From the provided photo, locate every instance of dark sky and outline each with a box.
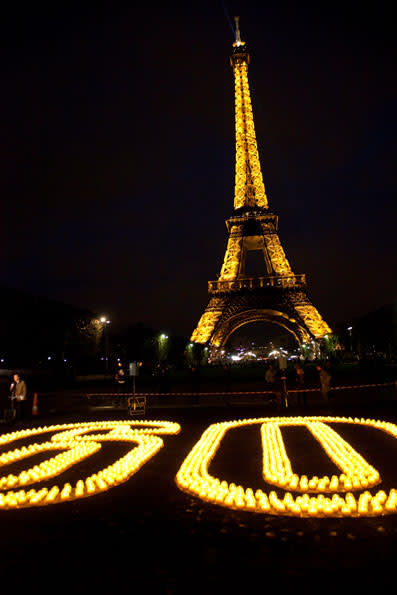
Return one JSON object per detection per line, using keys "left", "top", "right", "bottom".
{"left": 1, "top": 1, "right": 396, "bottom": 337}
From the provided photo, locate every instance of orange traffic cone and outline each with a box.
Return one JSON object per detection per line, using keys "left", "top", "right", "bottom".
{"left": 32, "top": 393, "right": 39, "bottom": 416}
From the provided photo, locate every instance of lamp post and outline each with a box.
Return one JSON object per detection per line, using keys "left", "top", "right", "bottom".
{"left": 347, "top": 326, "right": 353, "bottom": 355}
{"left": 185, "top": 343, "right": 194, "bottom": 367}
{"left": 100, "top": 317, "right": 111, "bottom": 370}
{"left": 157, "top": 334, "right": 169, "bottom": 365}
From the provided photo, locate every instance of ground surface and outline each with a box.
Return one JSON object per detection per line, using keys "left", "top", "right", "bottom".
{"left": 1, "top": 390, "right": 397, "bottom": 591}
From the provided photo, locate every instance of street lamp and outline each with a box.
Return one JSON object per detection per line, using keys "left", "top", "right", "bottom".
{"left": 347, "top": 326, "right": 353, "bottom": 354}
{"left": 157, "top": 334, "right": 169, "bottom": 364}
{"left": 100, "top": 316, "right": 111, "bottom": 370}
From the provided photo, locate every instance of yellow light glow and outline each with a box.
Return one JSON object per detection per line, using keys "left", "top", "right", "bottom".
{"left": 175, "top": 416, "right": 397, "bottom": 517}
{"left": 233, "top": 61, "right": 268, "bottom": 210}
{"left": 294, "top": 304, "right": 332, "bottom": 339}
{"left": 0, "top": 420, "right": 180, "bottom": 509}
{"left": 261, "top": 420, "right": 379, "bottom": 492}
{"left": 190, "top": 297, "right": 224, "bottom": 344}
{"left": 190, "top": 35, "right": 332, "bottom": 347}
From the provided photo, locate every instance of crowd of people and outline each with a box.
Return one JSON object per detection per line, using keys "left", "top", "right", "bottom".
{"left": 1, "top": 359, "right": 334, "bottom": 423}
{"left": 264, "top": 360, "right": 333, "bottom": 409}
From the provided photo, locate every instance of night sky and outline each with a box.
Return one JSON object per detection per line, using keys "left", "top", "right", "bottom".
{"left": 1, "top": 1, "right": 396, "bottom": 338}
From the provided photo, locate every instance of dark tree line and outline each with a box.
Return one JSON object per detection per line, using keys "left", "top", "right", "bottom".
{"left": 0, "top": 286, "right": 101, "bottom": 368}
{"left": 0, "top": 287, "right": 194, "bottom": 373}
{"left": 2, "top": 285, "right": 396, "bottom": 375}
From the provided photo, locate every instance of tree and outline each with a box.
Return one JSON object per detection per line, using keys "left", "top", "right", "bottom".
{"left": 323, "top": 334, "right": 340, "bottom": 356}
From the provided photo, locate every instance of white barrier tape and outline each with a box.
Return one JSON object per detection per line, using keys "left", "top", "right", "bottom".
{"left": 86, "top": 382, "right": 395, "bottom": 398}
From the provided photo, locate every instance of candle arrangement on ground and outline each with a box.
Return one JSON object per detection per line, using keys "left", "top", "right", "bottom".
{"left": 175, "top": 416, "right": 397, "bottom": 517}
{"left": 0, "top": 420, "right": 180, "bottom": 509}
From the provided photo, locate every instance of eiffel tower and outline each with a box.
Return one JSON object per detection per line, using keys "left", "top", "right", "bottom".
{"left": 191, "top": 17, "right": 331, "bottom": 354}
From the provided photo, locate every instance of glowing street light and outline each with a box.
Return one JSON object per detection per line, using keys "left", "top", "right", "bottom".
{"left": 157, "top": 334, "right": 169, "bottom": 364}
{"left": 347, "top": 326, "right": 353, "bottom": 353}
{"left": 100, "top": 316, "right": 111, "bottom": 370}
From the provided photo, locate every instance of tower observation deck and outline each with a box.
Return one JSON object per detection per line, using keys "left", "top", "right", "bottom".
{"left": 191, "top": 17, "right": 331, "bottom": 350}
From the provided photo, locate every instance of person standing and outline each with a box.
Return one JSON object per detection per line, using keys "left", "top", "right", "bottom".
{"left": 10, "top": 373, "right": 27, "bottom": 421}
{"left": 273, "top": 368, "right": 287, "bottom": 412}
{"left": 158, "top": 366, "right": 171, "bottom": 393}
{"left": 294, "top": 362, "right": 306, "bottom": 408}
{"left": 265, "top": 363, "right": 277, "bottom": 403}
{"left": 316, "top": 365, "right": 331, "bottom": 401}
{"left": 114, "top": 368, "right": 126, "bottom": 407}
{"left": 265, "top": 363, "right": 276, "bottom": 385}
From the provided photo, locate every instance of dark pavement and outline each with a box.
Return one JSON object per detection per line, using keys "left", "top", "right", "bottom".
{"left": 1, "top": 387, "right": 397, "bottom": 591}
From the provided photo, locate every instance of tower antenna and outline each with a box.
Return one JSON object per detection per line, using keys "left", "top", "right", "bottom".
{"left": 190, "top": 22, "right": 332, "bottom": 351}
{"left": 234, "top": 16, "right": 242, "bottom": 46}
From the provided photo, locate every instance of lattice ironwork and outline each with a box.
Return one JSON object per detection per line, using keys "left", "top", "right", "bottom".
{"left": 191, "top": 20, "right": 331, "bottom": 348}
{"left": 219, "top": 226, "right": 244, "bottom": 280}
{"left": 190, "top": 297, "right": 225, "bottom": 344}
{"left": 294, "top": 304, "right": 332, "bottom": 339}
{"left": 261, "top": 225, "right": 292, "bottom": 276}
{"left": 233, "top": 60, "right": 268, "bottom": 210}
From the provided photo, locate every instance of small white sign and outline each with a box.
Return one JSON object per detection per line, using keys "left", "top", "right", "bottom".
{"left": 278, "top": 356, "right": 287, "bottom": 370}
{"left": 129, "top": 362, "right": 138, "bottom": 376}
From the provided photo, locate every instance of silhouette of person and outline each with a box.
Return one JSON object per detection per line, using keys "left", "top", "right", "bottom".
{"left": 10, "top": 373, "right": 27, "bottom": 421}
{"left": 265, "top": 363, "right": 277, "bottom": 403}
{"left": 114, "top": 368, "right": 126, "bottom": 407}
{"left": 159, "top": 366, "right": 171, "bottom": 393}
{"left": 316, "top": 365, "right": 331, "bottom": 401}
{"left": 294, "top": 362, "right": 306, "bottom": 407}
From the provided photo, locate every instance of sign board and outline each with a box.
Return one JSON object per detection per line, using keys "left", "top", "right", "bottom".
{"left": 278, "top": 356, "right": 287, "bottom": 370}
{"left": 129, "top": 362, "right": 139, "bottom": 376}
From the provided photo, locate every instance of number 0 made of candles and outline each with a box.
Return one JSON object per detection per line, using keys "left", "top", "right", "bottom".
{"left": 175, "top": 416, "right": 397, "bottom": 517}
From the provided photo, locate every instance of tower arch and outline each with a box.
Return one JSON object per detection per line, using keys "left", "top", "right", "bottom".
{"left": 191, "top": 18, "right": 331, "bottom": 348}
{"left": 210, "top": 309, "right": 310, "bottom": 348}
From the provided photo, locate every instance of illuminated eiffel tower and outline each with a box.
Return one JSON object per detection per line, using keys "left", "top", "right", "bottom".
{"left": 191, "top": 17, "right": 331, "bottom": 353}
